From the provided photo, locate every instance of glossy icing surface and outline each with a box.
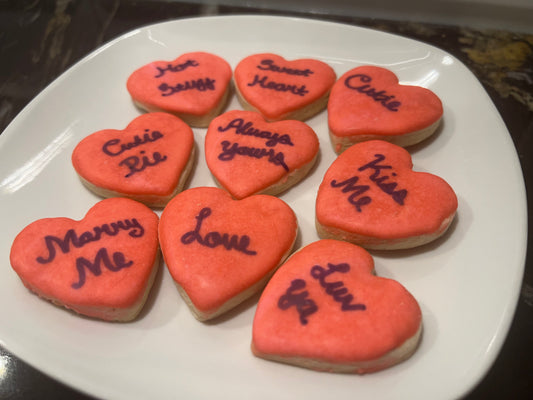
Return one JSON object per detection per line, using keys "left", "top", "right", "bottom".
{"left": 253, "top": 239, "right": 422, "bottom": 369}
{"left": 72, "top": 112, "right": 194, "bottom": 199}
{"left": 159, "top": 186, "right": 297, "bottom": 317}
{"left": 9, "top": 198, "right": 159, "bottom": 320}
{"left": 127, "top": 51, "right": 232, "bottom": 117}
{"left": 328, "top": 65, "right": 442, "bottom": 137}
{"left": 205, "top": 110, "right": 319, "bottom": 198}
{"left": 0, "top": 13, "right": 529, "bottom": 400}
{"left": 234, "top": 53, "right": 336, "bottom": 120}
{"left": 316, "top": 140, "right": 457, "bottom": 240}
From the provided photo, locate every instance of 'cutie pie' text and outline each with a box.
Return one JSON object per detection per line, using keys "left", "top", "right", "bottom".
{"left": 102, "top": 129, "right": 168, "bottom": 178}
{"left": 278, "top": 262, "right": 366, "bottom": 325}
{"left": 154, "top": 59, "right": 199, "bottom": 78}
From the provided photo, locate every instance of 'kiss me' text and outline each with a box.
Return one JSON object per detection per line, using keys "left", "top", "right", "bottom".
{"left": 330, "top": 153, "right": 408, "bottom": 212}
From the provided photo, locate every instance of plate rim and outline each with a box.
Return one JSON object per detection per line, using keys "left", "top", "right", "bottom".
{"left": 0, "top": 14, "right": 528, "bottom": 400}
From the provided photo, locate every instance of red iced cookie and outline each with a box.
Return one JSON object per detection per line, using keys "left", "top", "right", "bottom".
{"left": 234, "top": 53, "right": 336, "bottom": 121}
{"left": 126, "top": 52, "right": 232, "bottom": 127}
{"left": 72, "top": 112, "right": 195, "bottom": 208}
{"left": 328, "top": 65, "right": 443, "bottom": 153}
{"left": 316, "top": 140, "right": 457, "bottom": 249}
{"left": 252, "top": 239, "right": 422, "bottom": 374}
{"left": 10, "top": 198, "right": 160, "bottom": 322}
{"left": 159, "top": 187, "right": 298, "bottom": 321}
{"left": 205, "top": 110, "right": 319, "bottom": 199}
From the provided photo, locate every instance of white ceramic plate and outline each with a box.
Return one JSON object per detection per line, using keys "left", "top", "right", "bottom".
{"left": 0, "top": 15, "right": 527, "bottom": 400}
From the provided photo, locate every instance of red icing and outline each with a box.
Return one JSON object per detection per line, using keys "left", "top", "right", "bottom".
{"left": 252, "top": 239, "right": 422, "bottom": 370}
{"left": 126, "top": 52, "right": 231, "bottom": 119}
{"left": 234, "top": 53, "right": 336, "bottom": 120}
{"left": 9, "top": 198, "right": 159, "bottom": 321}
{"left": 72, "top": 112, "right": 194, "bottom": 202}
{"left": 328, "top": 65, "right": 443, "bottom": 137}
{"left": 159, "top": 187, "right": 297, "bottom": 319}
{"left": 205, "top": 110, "right": 319, "bottom": 199}
{"left": 316, "top": 140, "right": 457, "bottom": 242}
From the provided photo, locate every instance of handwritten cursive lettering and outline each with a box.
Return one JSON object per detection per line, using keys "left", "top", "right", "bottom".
{"left": 310, "top": 263, "right": 366, "bottom": 311}
{"left": 118, "top": 150, "right": 167, "bottom": 178}
{"left": 154, "top": 59, "right": 199, "bottom": 78}
{"left": 218, "top": 140, "right": 289, "bottom": 171}
{"left": 247, "top": 75, "right": 309, "bottom": 97}
{"left": 330, "top": 154, "right": 407, "bottom": 211}
{"left": 71, "top": 247, "right": 133, "bottom": 289}
{"left": 330, "top": 176, "right": 372, "bottom": 212}
{"left": 278, "top": 279, "right": 318, "bottom": 325}
{"left": 217, "top": 118, "right": 294, "bottom": 147}
{"left": 344, "top": 74, "right": 401, "bottom": 111}
{"left": 181, "top": 207, "right": 257, "bottom": 255}
{"left": 158, "top": 78, "right": 216, "bottom": 96}
{"left": 256, "top": 59, "right": 314, "bottom": 77}
{"left": 36, "top": 219, "right": 144, "bottom": 264}
{"left": 358, "top": 154, "right": 407, "bottom": 205}
{"left": 102, "top": 129, "right": 164, "bottom": 157}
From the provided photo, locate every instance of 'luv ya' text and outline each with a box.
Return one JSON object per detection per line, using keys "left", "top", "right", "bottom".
{"left": 246, "top": 58, "right": 314, "bottom": 97}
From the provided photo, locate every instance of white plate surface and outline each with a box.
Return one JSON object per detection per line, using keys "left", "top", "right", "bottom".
{"left": 0, "top": 15, "right": 527, "bottom": 400}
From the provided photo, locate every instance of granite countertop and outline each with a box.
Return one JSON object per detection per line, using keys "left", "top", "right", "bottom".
{"left": 1, "top": 1, "right": 531, "bottom": 399}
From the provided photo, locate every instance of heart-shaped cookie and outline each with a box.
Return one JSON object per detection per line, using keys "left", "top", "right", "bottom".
{"left": 234, "top": 53, "right": 336, "bottom": 121}
{"left": 159, "top": 186, "right": 298, "bottom": 321}
{"left": 252, "top": 239, "right": 422, "bottom": 374}
{"left": 316, "top": 140, "right": 457, "bottom": 250}
{"left": 328, "top": 65, "right": 443, "bottom": 153}
{"left": 72, "top": 112, "right": 195, "bottom": 208}
{"left": 205, "top": 110, "right": 319, "bottom": 199}
{"left": 126, "top": 52, "right": 232, "bottom": 127}
{"left": 10, "top": 198, "right": 160, "bottom": 321}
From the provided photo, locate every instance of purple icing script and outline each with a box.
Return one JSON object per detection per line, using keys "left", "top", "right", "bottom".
{"left": 247, "top": 75, "right": 309, "bottom": 97}
{"left": 217, "top": 118, "right": 294, "bottom": 147}
{"left": 154, "top": 59, "right": 199, "bottom": 78}
{"left": 277, "top": 262, "right": 366, "bottom": 325}
{"left": 344, "top": 73, "right": 401, "bottom": 111}
{"left": 256, "top": 59, "right": 314, "bottom": 77}
{"left": 181, "top": 207, "right": 257, "bottom": 255}
{"left": 102, "top": 129, "right": 168, "bottom": 178}
{"left": 330, "top": 153, "right": 407, "bottom": 212}
{"left": 36, "top": 218, "right": 144, "bottom": 289}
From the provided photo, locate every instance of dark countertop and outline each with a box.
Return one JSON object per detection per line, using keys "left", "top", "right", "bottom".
{"left": 1, "top": 1, "right": 532, "bottom": 399}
